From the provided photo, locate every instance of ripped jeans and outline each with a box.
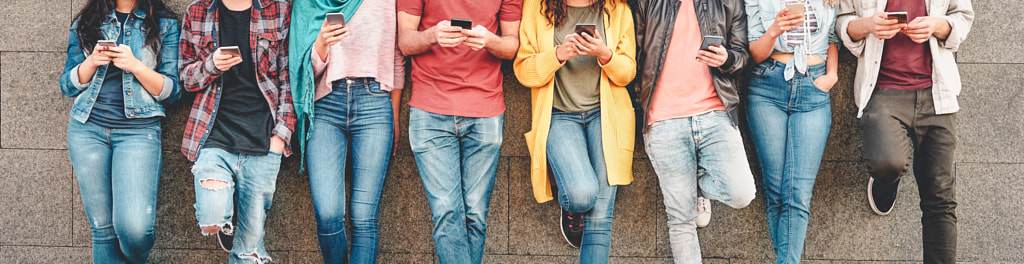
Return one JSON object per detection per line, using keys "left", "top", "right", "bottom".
{"left": 192, "top": 147, "right": 282, "bottom": 264}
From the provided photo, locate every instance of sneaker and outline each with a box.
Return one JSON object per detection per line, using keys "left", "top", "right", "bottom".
{"left": 217, "top": 222, "right": 235, "bottom": 252}
{"left": 559, "top": 207, "right": 584, "bottom": 248}
{"left": 868, "top": 177, "right": 900, "bottom": 215}
{"left": 696, "top": 197, "right": 712, "bottom": 228}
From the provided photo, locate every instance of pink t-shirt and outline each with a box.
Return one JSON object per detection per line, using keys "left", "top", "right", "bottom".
{"left": 397, "top": 0, "right": 523, "bottom": 117}
{"left": 311, "top": 0, "right": 404, "bottom": 100}
{"left": 649, "top": 1, "right": 724, "bottom": 125}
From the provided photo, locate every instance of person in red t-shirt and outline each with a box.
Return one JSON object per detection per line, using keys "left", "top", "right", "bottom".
{"left": 396, "top": 0, "right": 522, "bottom": 263}
{"left": 839, "top": 0, "right": 974, "bottom": 262}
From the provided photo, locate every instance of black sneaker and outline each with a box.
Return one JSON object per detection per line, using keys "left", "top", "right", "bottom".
{"left": 217, "top": 222, "right": 235, "bottom": 252}
{"left": 868, "top": 177, "right": 900, "bottom": 215}
{"left": 560, "top": 207, "right": 584, "bottom": 248}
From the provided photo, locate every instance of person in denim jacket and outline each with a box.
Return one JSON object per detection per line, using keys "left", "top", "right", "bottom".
{"left": 57, "top": 0, "right": 180, "bottom": 262}
{"left": 744, "top": 0, "right": 838, "bottom": 263}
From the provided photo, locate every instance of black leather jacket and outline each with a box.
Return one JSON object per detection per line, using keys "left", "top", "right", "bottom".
{"left": 630, "top": 0, "right": 750, "bottom": 128}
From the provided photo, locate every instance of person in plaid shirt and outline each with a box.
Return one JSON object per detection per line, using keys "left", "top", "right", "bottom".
{"left": 177, "top": 0, "right": 293, "bottom": 263}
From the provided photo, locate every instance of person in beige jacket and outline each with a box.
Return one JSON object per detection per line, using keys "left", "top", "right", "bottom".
{"left": 837, "top": 0, "right": 973, "bottom": 263}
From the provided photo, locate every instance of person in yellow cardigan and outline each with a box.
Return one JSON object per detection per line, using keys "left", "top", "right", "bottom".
{"left": 513, "top": 0, "right": 635, "bottom": 261}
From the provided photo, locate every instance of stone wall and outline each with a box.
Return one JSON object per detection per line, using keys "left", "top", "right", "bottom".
{"left": 1, "top": 0, "right": 1022, "bottom": 263}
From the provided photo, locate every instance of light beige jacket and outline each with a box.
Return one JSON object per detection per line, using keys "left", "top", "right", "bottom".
{"left": 836, "top": 0, "right": 974, "bottom": 117}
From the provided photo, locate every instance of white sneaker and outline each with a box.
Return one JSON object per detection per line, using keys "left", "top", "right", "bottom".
{"left": 696, "top": 197, "right": 712, "bottom": 228}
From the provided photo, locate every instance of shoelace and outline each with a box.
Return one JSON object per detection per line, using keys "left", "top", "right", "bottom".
{"left": 567, "top": 213, "right": 584, "bottom": 232}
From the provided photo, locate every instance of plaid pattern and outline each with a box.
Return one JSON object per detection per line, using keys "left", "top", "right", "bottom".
{"left": 178, "top": 0, "right": 294, "bottom": 161}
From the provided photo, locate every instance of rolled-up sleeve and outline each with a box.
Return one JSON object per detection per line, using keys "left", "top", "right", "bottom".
{"left": 836, "top": 0, "right": 865, "bottom": 57}
{"left": 745, "top": 0, "right": 766, "bottom": 42}
{"left": 936, "top": 0, "right": 974, "bottom": 51}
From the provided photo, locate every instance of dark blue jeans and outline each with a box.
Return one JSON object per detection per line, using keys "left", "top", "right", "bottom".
{"left": 746, "top": 59, "right": 831, "bottom": 264}
{"left": 306, "top": 78, "right": 394, "bottom": 264}
{"left": 408, "top": 107, "right": 503, "bottom": 264}
{"left": 67, "top": 120, "right": 161, "bottom": 264}
{"left": 547, "top": 108, "right": 617, "bottom": 264}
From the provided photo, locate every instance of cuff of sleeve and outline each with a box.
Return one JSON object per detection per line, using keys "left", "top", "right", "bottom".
{"left": 939, "top": 16, "right": 961, "bottom": 51}
{"left": 311, "top": 47, "right": 329, "bottom": 74}
{"left": 273, "top": 124, "right": 292, "bottom": 147}
{"left": 719, "top": 51, "right": 738, "bottom": 73}
{"left": 154, "top": 76, "right": 175, "bottom": 101}
{"left": 203, "top": 56, "right": 223, "bottom": 76}
{"left": 838, "top": 18, "right": 866, "bottom": 56}
{"left": 70, "top": 65, "right": 92, "bottom": 90}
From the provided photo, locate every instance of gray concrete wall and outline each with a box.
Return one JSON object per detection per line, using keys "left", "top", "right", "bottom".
{"left": 1, "top": 0, "right": 1021, "bottom": 263}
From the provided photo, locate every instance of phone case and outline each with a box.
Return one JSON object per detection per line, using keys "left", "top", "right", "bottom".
{"left": 451, "top": 18, "right": 472, "bottom": 29}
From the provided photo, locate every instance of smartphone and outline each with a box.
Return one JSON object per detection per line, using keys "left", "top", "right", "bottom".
{"left": 573, "top": 23, "right": 597, "bottom": 38}
{"left": 785, "top": 3, "right": 805, "bottom": 15}
{"left": 218, "top": 46, "right": 241, "bottom": 57}
{"left": 886, "top": 11, "right": 909, "bottom": 24}
{"left": 325, "top": 12, "right": 345, "bottom": 27}
{"left": 700, "top": 36, "right": 724, "bottom": 51}
{"left": 97, "top": 40, "right": 117, "bottom": 48}
{"left": 450, "top": 18, "right": 472, "bottom": 29}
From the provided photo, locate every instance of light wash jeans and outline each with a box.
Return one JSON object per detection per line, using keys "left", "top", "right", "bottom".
{"left": 192, "top": 147, "right": 282, "bottom": 264}
{"left": 644, "top": 111, "right": 757, "bottom": 264}
{"left": 746, "top": 59, "right": 831, "bottom": 264}
{"left": 305, "top": 78, "right": 394, "bottom": 264}
{"left": 67, "top": 120, "right": 161, "bottom": 264}
{"left": 547, "top": 108, "right": 617, "bottom": 264}
{"left": 408, "top": 107, "right": 503, "bottom": 264}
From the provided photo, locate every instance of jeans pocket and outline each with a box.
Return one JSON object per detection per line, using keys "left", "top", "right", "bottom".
{"left": 365, "top": 82, "right": 389, "bottom": 97}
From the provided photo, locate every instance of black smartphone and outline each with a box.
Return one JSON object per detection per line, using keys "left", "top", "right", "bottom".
{"left": 573, "top": 23, "right": 597, "bottom": 38}
{"left": 700, "top": 36, "right": 724, "bottom": 51}
{"left": 886, "top": 11, "right": 909, "bottom": 24}
{"left": 218, "top": 46, "right": 241, "bottom": 57}
{"left": 325, "top": 12, "right": 345, "bottom": 27}
{"left": 97, "top": 40, "right": 117, "bottom": 48}
{"left": 450, "top": 18, "right": 472, "bottom": 29}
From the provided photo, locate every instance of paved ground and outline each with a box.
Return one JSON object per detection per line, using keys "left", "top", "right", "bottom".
{"left": 2, "top": 0, "right": 1023, "bottom": 263}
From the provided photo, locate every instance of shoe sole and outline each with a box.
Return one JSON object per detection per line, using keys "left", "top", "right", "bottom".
{"left": 867, "top": 178, "right": 896, "bottom": 216}
{"left": 559, "top": 209, "right": 580, "bottom": 249}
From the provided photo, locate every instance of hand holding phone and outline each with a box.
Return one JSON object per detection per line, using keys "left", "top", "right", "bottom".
{"left": 697, "top": 36, "right": 728, "bottom": 67}
{"left": 213, "top": 46, "right": 243, "bottom": 71}
{"left": 85, "top": 41, "right": 115, "bottom": 68}
{"left": 700, "top": 36, "right": 724, "bottom": 51}
{"left": 434, "top": 20, "right": 468, "bottom": 48}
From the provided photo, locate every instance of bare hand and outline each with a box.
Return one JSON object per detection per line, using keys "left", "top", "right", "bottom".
{"left": 212, "top": 49, "right": 243, "bottom": 72}
{"left": 697, "top": 44, "right": 729, "bottom": 67}
{"left": 85, "top": 45, "right": 114, "bottom": 68}
{"left": 556, "top": 34, "right": 581, "bottom": 62}
{"left": 314, "top": 20, "right": 349, "bottom": 54}
{"left": 106, "top": 44, "right": 144, "bottom": 73}
{"left": 904, "top": 17, "right": 936, "bottom": 43}
{"left": 269, "top": 136, "right": 285, "bottom": 154}
{"left": 432, "top": 20, "right": 468, "bottom": 48}
{"left": 868, "top": 12, "right": 905, "bottom": 40}
{"left": 813, "top": 73, "right": 838, "bottom": 92}
{"left": 769, "top": 9, "right": 805, "bottom": 37}
{"left": 574, "top": 32, "right": 612, "bottom": 63}
{"left": 463, "top": 25, "right": 493, "bottom": 51}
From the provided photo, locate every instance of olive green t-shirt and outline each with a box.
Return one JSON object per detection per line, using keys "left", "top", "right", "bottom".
{"left": 552, "top": 5, "right": 606, "bottom": 113}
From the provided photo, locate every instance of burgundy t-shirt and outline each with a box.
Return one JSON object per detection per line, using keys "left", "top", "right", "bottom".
{"left": 397, "top": 0, "right": 523, "bottom": 117}
{"left": 877, "top": 0, "right": 933, "bottom": 90}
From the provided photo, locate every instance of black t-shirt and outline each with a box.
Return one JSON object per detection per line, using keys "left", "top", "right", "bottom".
{"left": 204, "top": 3, "right": 274, "bottom": 155}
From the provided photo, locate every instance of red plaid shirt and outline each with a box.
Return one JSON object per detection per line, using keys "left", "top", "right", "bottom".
{"left": 178, "top": 0, "right": 294, "bottom": 161}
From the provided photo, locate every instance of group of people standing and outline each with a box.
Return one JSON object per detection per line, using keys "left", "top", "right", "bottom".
{"left": 56, "top": 0, "right": 973, "bottom": 263}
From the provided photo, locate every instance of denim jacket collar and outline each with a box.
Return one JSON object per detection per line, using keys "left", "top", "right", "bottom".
{"left": 102, "top": 8, "right": 148, "bottom": 24}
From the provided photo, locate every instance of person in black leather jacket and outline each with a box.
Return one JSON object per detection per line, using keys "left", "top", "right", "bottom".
{"left": 629, "top": 0, "right": 756, "bottom": 263}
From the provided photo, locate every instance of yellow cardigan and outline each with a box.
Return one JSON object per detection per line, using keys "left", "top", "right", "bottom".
{"left": 513, "top": 0, "right": 637, "bottom": 203}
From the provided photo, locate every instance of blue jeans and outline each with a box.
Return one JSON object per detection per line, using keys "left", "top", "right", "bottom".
{"left": 306, "top": 78, "right": 394, "bottom": 264}
{"left": 67, "top": 120, "right": 161, "bottom": 264}
{"left": 644, "top": 111, "right": 757, "bottom": 264}
{"left": 192, "top": 148, "right": 282, "bottom": 264}
{"left": 746, "top": 59, "right": 831, "bottom": 264}
{"left": 408, "top": 107, "right": 503, "bottom": 264}
{"left": 547, "top": 108, "right": 617, "bottom": 264}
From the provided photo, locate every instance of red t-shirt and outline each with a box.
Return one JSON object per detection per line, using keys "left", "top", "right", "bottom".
{"left": 398, "top": 0, "right": 523, "bottom": 117}
{"left": 877, "top": 0, "right": 933, "bottom": 90}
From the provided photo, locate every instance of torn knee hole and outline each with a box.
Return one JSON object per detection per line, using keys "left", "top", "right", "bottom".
{"left": 200, "top": 179, "right": 229, "bottom": 190}
{"left": 200, "top": 225, "right": 221, "bottom": 235}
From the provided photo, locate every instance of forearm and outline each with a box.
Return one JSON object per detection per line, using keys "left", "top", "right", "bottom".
{"left": 398, "top": 28, "right": 435, "bottom": 56}
{"left": 77, "top": 63, "right": 98, "bottom": 84}
{"left": 825, "top": 44, "right": 839, "bottom": 76}
{"left": 133, "top": 66, "right": 166, "bottom": 96}
{"left": 485, "top": 34, "right": 519, "bottom": 60}
{"left": 846, "top": 16, "right": 873, "bottom": 41}
{"left": 749, "top": 31, "right": 779, "bottom": 64}
{"left": 390, "top": 89, "right": 401, "bottom": 134}
{"left": 931, "top": 17, "right": 952, "bottom": 40}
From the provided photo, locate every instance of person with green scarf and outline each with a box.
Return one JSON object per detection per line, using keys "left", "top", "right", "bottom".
{"left": 289, "top": 0, "right": 404, "bottom": 263}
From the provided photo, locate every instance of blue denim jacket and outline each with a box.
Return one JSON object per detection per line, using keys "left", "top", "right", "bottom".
{"left": 59, "top": 9, "right": 181, "bottom": 124}
{"left": 746, "top": 0, "right": 838, "bottom": 80}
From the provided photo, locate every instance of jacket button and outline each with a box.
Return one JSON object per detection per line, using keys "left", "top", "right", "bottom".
{"left": 126, "top": 90, "right": 133, "bottom": 95}
{"left": 129, "top": 112, "right": 135, "bottom": 117}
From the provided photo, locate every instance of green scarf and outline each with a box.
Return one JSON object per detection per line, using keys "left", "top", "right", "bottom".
{"left": 288, "top": 0, "right": 363, "bottom": 170}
